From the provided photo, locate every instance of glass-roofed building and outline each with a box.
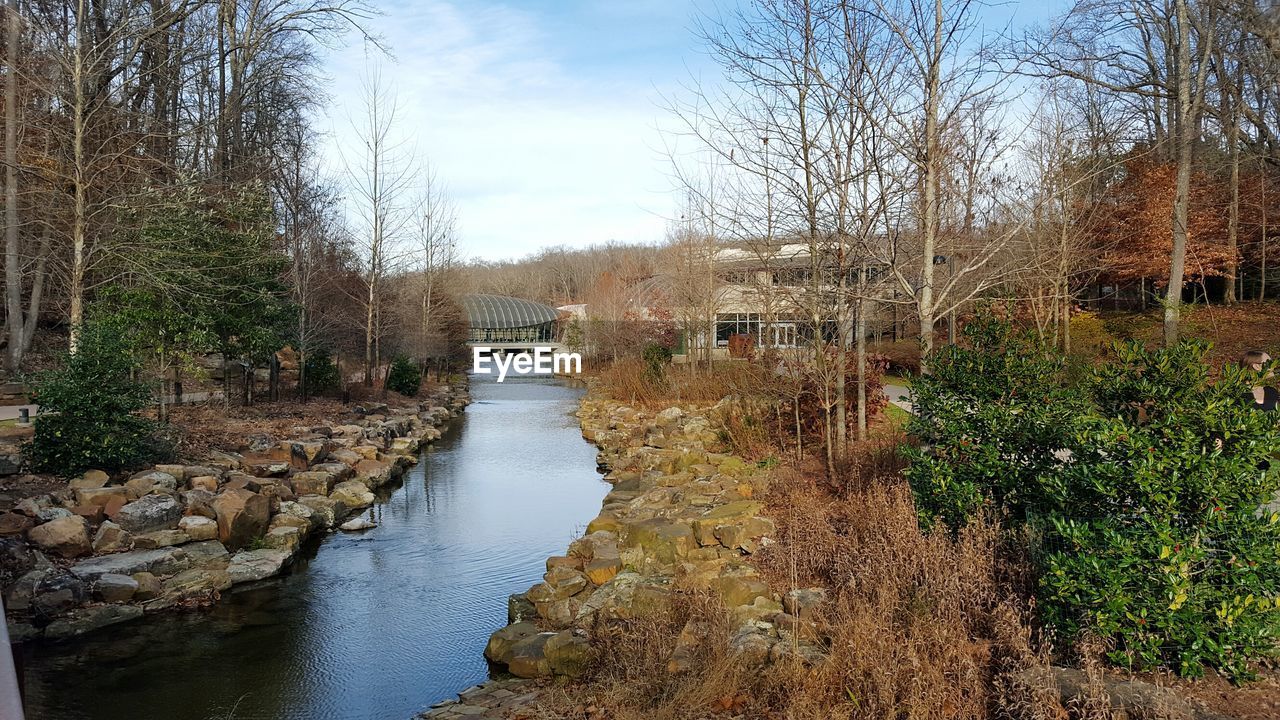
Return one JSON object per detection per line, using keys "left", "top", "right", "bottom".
{"left": 461, "top": 294, "right": 560, "bottom": 346}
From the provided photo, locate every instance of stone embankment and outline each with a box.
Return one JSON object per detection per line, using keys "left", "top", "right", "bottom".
{"left": 1, "top": 384, "right": 468, "bottom": 641}
{"left": 476, "top": 395, "right": 825, "bottom": 686}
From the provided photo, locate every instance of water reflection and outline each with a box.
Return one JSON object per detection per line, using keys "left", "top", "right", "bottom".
{"left": 21, "top": 375, "right": 605, "bottom": 720}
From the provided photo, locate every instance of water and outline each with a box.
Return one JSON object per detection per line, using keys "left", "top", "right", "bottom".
{"left": 19, "top": 376, "right": 606, "bottom": 720}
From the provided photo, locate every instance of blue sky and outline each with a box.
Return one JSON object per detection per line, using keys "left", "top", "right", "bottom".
{"left": 317, "top": 1, "right": 1064, "bottom": 262}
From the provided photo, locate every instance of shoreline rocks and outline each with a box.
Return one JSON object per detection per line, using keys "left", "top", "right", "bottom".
{"left": 3, "top": 383, "right": 469, "bottom": 642}
{"left": 481, "top": 394, "right": 817, "bottom": 682}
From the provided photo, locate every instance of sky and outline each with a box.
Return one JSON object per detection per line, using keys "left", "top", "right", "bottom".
{"left": 316, "top": 0, "right": 1063, "bottom": 263}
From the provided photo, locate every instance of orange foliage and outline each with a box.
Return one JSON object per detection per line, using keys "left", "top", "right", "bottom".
{"left": 1094, "top": 155, "right": 1231, "bottom": 284}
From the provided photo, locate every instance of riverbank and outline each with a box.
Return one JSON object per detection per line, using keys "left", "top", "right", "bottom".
{"left": 2, "top": 381, "right": 469, "bottom": 643}
{"left": 424, "top": 391, "right": 811, "bottom": 717}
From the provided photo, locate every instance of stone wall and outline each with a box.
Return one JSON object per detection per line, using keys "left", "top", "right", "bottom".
{"left": 481, "top": 395, "right": 826, "bottom": 682}
{"left": 1, "top": 384, "right": 469, "bottom": 642}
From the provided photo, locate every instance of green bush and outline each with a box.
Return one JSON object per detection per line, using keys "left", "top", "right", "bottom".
{"left": 641, "top": 342, "right": 672, "bottom": 384}
{"left": 27, "top": 320, "right": 168, "bottom": 475}
{"left": 303, "top": 348, "right": 341, "bottom": 396}
{"left": 386, "top": 355, "right": 421, "bottom": 397}
{"left": 1040, "top": 341, "right": 1280, "bottom": 679}
{"left": 904, "top": 310, "right": 1083, "bottom": 529}
{"left": 907, "top": 309, "right": 1280, "bottom": 679}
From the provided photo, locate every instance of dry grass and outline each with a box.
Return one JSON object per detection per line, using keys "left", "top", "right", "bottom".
{"left": 537, "top": 450, "right": 1046, "bottom": 720}
{"left": 155, "top": 383, "right": 442, "bottom": 461}
{"left": 752, "top": 467, "right": 1034, "bottom": 719}
{"left": 595, "top": 358, "right": 768, "bottom": 409}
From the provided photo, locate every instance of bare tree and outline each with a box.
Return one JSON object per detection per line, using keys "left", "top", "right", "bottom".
{"left": 342, "top": 64, "right": 414, "bottom": 386}
{"left": 1021, "top": 0, "right": 1218, "bottom": 345}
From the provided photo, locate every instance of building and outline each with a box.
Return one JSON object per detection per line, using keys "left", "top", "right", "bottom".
{"left": 689, "top": 243, "right": 891, "bottom": 359}
{"left": 461, "top": 294, "right": 561, "bottom": 353}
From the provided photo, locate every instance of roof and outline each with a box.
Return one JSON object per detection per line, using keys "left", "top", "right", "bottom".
{"left": 461, "top": 294, "right": 560, "bottom": 329}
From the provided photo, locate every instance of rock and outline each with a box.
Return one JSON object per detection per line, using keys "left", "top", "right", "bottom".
{"left": 623, "top": 519, "right": 696, "bottom": 564}
{"left": 132, "top": 529, "right": 190, "bottom": 549}
{"left": 205, "top": 449, "right": 244, "bottom": 470}
{"left": 544, "top": 565, "right": 589, "bottom": 597}
{"left": 1021, "top": 666, "right": 1209, "bottom": 720}
{"left": 28, "top": 516, "right": 91, "bottom": 558}
{"left": 178, "top": 515, "right": 218, "bottom": 541}
{"left": 584, "top": 557, "right": 621, "bottom": 586}
{"left": 338, "top": 517, "right": 376, "bottom": 531}
{"left": 36, "top": 507, "right": 73, "bottom": 523}
{"left": 111, "top": 494, "right": 183, "bottom": 533}
{"left": 353, "top": 458, "right": 393, "bottom": 487}
{"left": 484, "top": 621, "right": 538, "bottom": 665}
{"left": 296, "top": 495, "right": 344, "bottom": 528}
{"left": 156, "top": 561, "right": 233, "bottom": 605}
{"left": 782, "top": 587, "right": 828, "bottom": 619}
{"left": 71, "top": 547, "right": 191, "bottom": 581}
{"left": 263, "top": 526, "right": 302, "bottom": 554}
{"left": 310, "top": 462, "right": 354, "bottom": 482}
{"left": 31, "top": 569, "right": 87, "bottom": 616}
{"left": 244, "top": 460, "right": 290, "bottom": 478}
{"left": 92, "top": 521, "right": 133, "bottom": 554}
{"left": 506, "top": 632, "right": 556, "bottom": 678}
{"left": 329, "top": 480, "right": 374, "bottom": 509}
{"left": 508, "top": 593, "right": 537, "bottom": 623}
{"left": 73, "top": 485, "right": 127, "bottom": 508}
{"left": 538, "top": 596, "right": 584, "bottom": 628}
{"left": 189, "top": 476, "right": 219, "bottom": 492}
{"left": 330, "top": 448, "right": 363, "bottom": 467}
{"left": 182, "top": 540, "right": 230, "bottom": 565}
{"left": 289, "top": 471, "right": 334, "bottom": 497}
{"left": 0, "top": 445, "right": 21, "bottom": 475}
{"left": 712, "top": 569, "right": 771, "bottom": 608}
{"left": 389, "top": 437, "right": 418, "bottom": 454}
{"left": 181, "top": 489, "right": 218, "bottom": 519}
{"left": 269, "top": 513, "right": 310, "bottom": 534}
{"left": 288, "top": 440, "right": 329, "bottom": 465}
{"left": 5, "top": 568, "right": 45, "bottom": 611}
{"left": 44, "top": 604, "right": 143, "bottom": 639}
{"left": 545, "top": 556, "right": 583, "bottom": 572}
{"left": 278, "top": 501, "right": 319, "bottom": 531}
{"left": 0, "top": 512, "right": 34, "bottom": 536}
{"left": 13, "top": 497, "right": 43, "bottom": 517}
{"left": 69, "top": 474, "right": 108, "bottom": 490}
{"left": 733, "top": 595, "right": 783, "bottom": 624}
{"left": 123, "top": 470, "right": 178, "bottom": 500}
{"left": 544, "top": 629, "right": 590, "bottom": 677}
{"left": 154, "top": 464, "right": 187, "bottom": 479}
{"left": 94, "top": 573, "right": 139, "bottom": 602}
{"left": 244, "top": 433, "right": 275, "bottom": 453}
{"left": 181, "top": 466, "right": 223, "bottom": 482}
{"left": 655, "top": 406, "right": 684, "bottom": 426}
{"left": 211, "top": 488, "right": 270, "bottom": 550}
{"left": 586, "top": 514, "right": 623, "bottom": 535}
{"left": 70, "top": 505, "right": 105, "bottom": 524}
{"left": 0, "top": 537, "right": 35, "bottom": 581}
{"left": 668, "top": 620, "right": 712, "bottom": 674}
{"left": 227, "top": 548, "right": 290, "bottom": 584}
{"left": 131, "top": 572, "right": 161, "bottom": 601}
{"left": 576, "top": 572, "right": 670, "bottom": 623}
{"left": 223, "top": 474, "right": 264, "bottom": 492}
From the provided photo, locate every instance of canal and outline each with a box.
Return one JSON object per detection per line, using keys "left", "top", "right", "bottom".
{"left": 20, "top": 375, "right": 606, "bottom": 720}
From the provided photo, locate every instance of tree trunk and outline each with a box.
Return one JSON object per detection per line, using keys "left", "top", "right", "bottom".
{"left": 4, "top": 0, "right": 20, "bottom": 372}
{"left": 917, "top": 1, "right": 941, "bottom": 373}
{"left": 1163, "top": 0, "right": 1194, "bottom": 347}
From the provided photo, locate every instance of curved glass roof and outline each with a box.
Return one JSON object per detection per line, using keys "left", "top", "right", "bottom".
{"left": 461, "top": 294, "right": 559, "bottom": 329}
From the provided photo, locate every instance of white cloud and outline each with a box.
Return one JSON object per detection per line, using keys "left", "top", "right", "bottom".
{"left": 317, "top": 0, "right": 682, "bottom": 261}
